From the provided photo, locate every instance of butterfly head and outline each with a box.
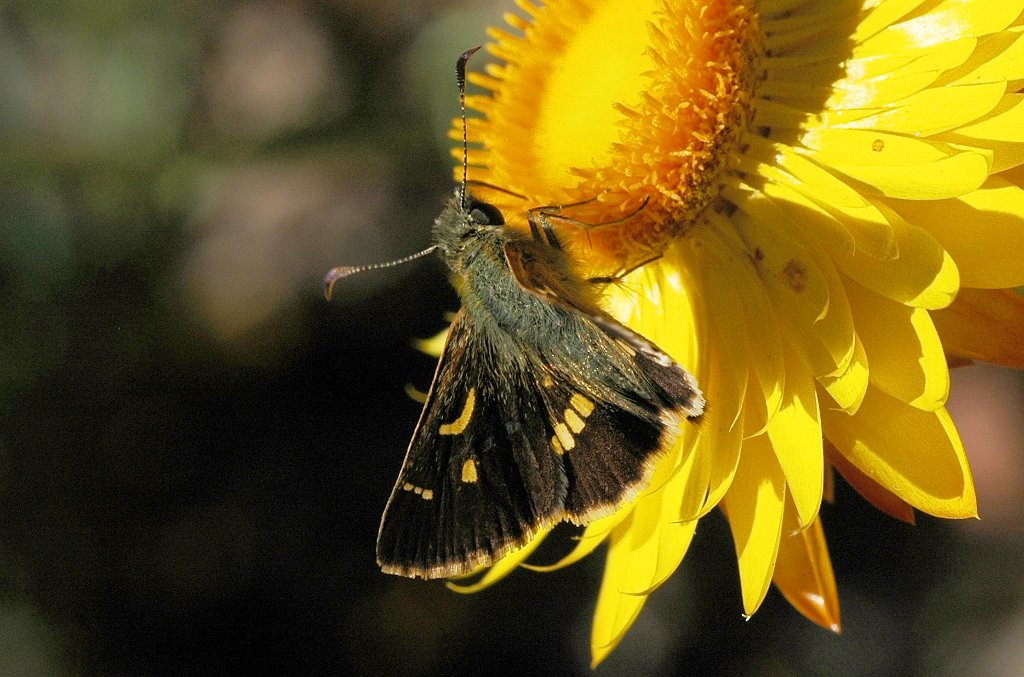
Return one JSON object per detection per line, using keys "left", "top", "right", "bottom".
{"left": 431, "top": 189, "right": 507, "bottom": 258}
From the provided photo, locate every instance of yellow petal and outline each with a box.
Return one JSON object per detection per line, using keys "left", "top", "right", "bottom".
{"left": 755, "top": 97, "right": 869, "bottom": 135}
{"left": 947, "top": 26, "right": 1024, "bottom": 86}
{"left": 827, "top": 443, "right": 917, "bottom": 524}
{"left": 818, "top": 333, "right": 869, "bottom": 414}
{"left": 766, "top": 342, "right": 823, "bottom": 528}
{"left": 724, "top": 430, "right": 786, "bottom": 617}
{"left": 523, "top": 511, "right": 630, "bottom": 573}
{"left": 611, "top": 252, "right": 700, "bottom": 371}
{"left": 589, "top": 426, "right": 708, "bottom": 667}
{"left": 696, "top": 243, "right": 748, "bottom": 434}
{"left": 843, "top": 80, "right": 1007, "bottom": 136}
{"left": 846, "top": 280, "right": 950, "bottom": 410}
{"left": 761, "top": 0, "right": 823, "bottom": 18}
{"left": 822, "top": 386, "right": 977, "bottom": 519}
{"left": 677, "top": 236, "right": 747, "bottom": 519}
{"left": 824, "top": 206, "right": 960, "bottom": 310}
{"left": 446, "top": 527, "right": 553, "bottom": 594}
{"left": 764, "top": 56, "right": 851, "bottom": 93}
{"left": 827, "top": 147, "right": 991, "bottom": 201}
{"left": 884, "top": 176, "right": 1024, "bottom": 289}
{"left": 824, "top": 61, "right": 949, "bottom": 110}
{"left": 414, "top": 324, "right": 450, "bottom": 356}
{"left": 746, "top": 138, "right": 874, "bottom": 211}
{"left": 704, "top": 221, "right": 785, "bottom": 423}
{"left": 590, "top": 513, "right": 645, "bottom": 666}
{"left": 688, "top": 416, "right": 743, "bottom": 521}
{"left": 773, "top": 507, "right": 841, "bottom": 633}
{"left": 759, "top": 181, "right": 855, "bottom": 256}
{"left": 803, "top": 128, "right": 968, "bottom": 167}
{"left": 618, "top": 447, "right": 702, "bottom": 597}
{"left": 759, "top": 78, "right": 836, "bottom": 110}
{"left": 932, "top": 287, "right": 1024, "bottom": 368}
{"left": 938, "top": 94, "right": 1024, "bottom": 173}
{"left": 762, "top": 7, "right": 852, "bottom": 56}
{"left": 742, "top": 142, "right": 899, "bottom": 260}
{"left": 688, "top": 362, "right": 745, "bottom": 519}
{"left": 726, "top": 187, "right": 856, "bottom": 378}
{"left": 856, "top": 1, "right": 1024, "bottom": 54}
{"left": 852, "top": 0, "right": 932, "bottom": 44}
{"left": 590, "top": 452, "right": 699, "bottom": 666}
{"left": 832, "top": 38, "right": 978, "bottom": 106}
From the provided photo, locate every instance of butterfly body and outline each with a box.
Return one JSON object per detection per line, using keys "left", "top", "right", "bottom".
{"left": 375, "top": 190, "right": 705, "bottom": 579}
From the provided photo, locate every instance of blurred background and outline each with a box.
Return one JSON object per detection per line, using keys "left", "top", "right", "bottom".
{"left": 1, "top": 1, "right": 1023, "bottom": 675}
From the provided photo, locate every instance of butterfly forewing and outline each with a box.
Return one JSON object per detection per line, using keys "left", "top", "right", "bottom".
{"left": 376, "top": 310, "right": 567, "bottom": 579}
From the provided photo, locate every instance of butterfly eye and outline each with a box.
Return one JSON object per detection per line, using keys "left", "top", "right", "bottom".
{"left": 469, "top": 201, "right": 505, "bottom": 226}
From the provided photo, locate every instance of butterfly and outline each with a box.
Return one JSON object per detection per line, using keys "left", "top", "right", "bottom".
{"left": 326, "top": 48, "right": 704, "bottom": 579}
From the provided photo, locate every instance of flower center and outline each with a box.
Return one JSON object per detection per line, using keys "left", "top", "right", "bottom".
{"left": 580, "top": 1, "right": 764, "bottom": 267}
{"left": 471, "top": 0, "right": 765, "bottom": 271}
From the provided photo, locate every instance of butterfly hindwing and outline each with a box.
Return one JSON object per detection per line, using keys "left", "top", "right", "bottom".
{"left": 535, "top": 376, "right": 668, "bottom": 524}
{"left": 376, "top": 310, "right": 567, "bottom": 579}
{"left": 503, "top": 237, "right": 706, "bottom": 521}
{"left": 503, "top": 237, "right": 704, "bottom": 419}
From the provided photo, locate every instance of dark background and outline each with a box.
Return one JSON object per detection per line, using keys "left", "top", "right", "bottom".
{"left": 1, "top": 1, "right": 1023, "bottom": 675}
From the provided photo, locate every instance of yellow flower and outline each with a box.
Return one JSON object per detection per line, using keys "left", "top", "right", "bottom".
{"left": 445, "top": 0, "right": 1024, "bottom": 667}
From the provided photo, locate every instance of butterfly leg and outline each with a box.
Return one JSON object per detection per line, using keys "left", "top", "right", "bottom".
{"left": 526, "top": 197, "right": 658, "bottom": 282}
{"left": 526, "top": 197, "right": 602, "bottom": 248}
{"left": 527, "top": 208, "right": 563, "bottom": 249}
{"left": 587, "top": 251, "right": 663, "bottom": 284}
{"left": 528, "top": 194, "right": 654, "bottom": 248}
{"left": 534, "top": 195, "right": 651, "bottom": 231}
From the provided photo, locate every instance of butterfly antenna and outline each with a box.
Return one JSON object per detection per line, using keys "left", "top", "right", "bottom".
{"left": 456, "top": 46, "right": 480, "bottom": 210}
{"left": 323, "top": 245, "right": 438, "bottom": 301}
